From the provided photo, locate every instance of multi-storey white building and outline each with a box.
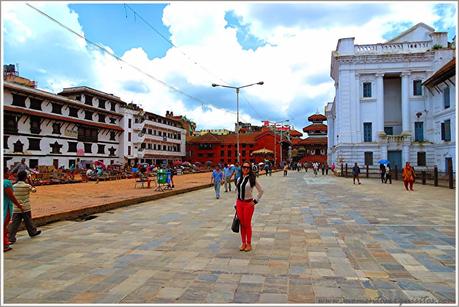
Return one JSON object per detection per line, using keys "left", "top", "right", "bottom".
{"left": 4, "top": 81, "right": 125, "bottom": 169}
{"left": 3, "top": 68, "right": 187, "bottom": 169}
{"left": 130, "top": 110, "right": 186, "bottom": 166}
{"left": 423, "top": 58, "right": 456, "bottom": 172}
{"left": 327, "top": 23, "right": 455, "bottom": 172}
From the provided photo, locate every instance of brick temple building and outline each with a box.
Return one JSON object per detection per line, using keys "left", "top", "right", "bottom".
{"left": 186, "top": 126, "right": 290, "bottom": 166}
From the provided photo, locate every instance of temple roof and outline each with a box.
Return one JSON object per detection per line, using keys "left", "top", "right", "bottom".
{"left": 303, "top": 123, "right": 327, "bottom": 132}
{"left": 307, "top": 114, "right": 327, "bottom": 122}
{"left": 299, "top": 137, "right": 327, "bottom": 145}
{"left": 289, "top": 130, "right": 303, "bottom": 137}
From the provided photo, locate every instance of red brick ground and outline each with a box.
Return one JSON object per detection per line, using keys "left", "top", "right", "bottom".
{"left": 29, "top": 172, "right": 213, "bottom": 220}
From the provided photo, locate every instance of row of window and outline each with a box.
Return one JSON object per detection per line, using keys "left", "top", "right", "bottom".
{"left": 198, "top": 144, "right": 255, "bottom": 150}
{"left": 4, "top": 114, "right": 118, "bottom": 142}
{"left": 11, "top": 94, "right": 119, "bottom": 124}
{"left": 362, "top": 80, "right": 423, "bottom": 98}
{"left": 141, "top": 128, "right": 181, "bottom": 140}
{"left": 75, "top": 95, "right": 117, "bottom": 112}
{"left": 140, "top": 143, "right": 181, "bottom": 152}
{"left": 363, "top": 152, "right": 426, "bottom": 166}
{"left": 135, "top": 116, "right": 179, "bottom": 128}
{"left": 362, "top": 121, "right": 451, "bottom": 142}
{"left": 5, "top": 138, "right": 116, "bottom": 155}
{"left": 197, "top": 150, "right": 256, "bottom": 158}
{"left": 362, "top": 81, "right": 451, "bottom": 111}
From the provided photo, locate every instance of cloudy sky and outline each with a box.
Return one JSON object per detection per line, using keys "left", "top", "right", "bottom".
{"left": 3, "top": 1, "right": 457, "bottom": 133}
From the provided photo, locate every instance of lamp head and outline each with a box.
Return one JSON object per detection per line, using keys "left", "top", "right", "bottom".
{"left": 258, "top": 81, "right": 264, "bottom": 85}
{"left": 212, "top": 83, "right": 218, "bottom": 87}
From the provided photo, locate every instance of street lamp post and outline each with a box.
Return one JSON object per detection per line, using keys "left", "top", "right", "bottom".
{"left": 212, "top": 81, "right": 264, "bottom": 163}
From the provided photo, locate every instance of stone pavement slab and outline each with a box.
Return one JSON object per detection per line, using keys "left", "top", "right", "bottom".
{"left": 4, "top": 171, "right": 455, "bottom": 304}
{"left": 26, "top": 172, "right": 214, "bottom": 225}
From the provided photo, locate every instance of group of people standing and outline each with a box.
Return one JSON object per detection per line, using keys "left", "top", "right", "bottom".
{"left": 211, "top": 163, "right": 242, "bottom": 199}
{"left": 379, "top": 163, "right": 392, "bottom": 184}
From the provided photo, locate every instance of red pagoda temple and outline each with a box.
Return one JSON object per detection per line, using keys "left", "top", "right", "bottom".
{"left": 290, "top": 113, "right": 327, "bottom": 164}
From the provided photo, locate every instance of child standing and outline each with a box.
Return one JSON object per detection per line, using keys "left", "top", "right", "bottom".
{"left": 9, "top": 171, "right": 42, "bottom": 244}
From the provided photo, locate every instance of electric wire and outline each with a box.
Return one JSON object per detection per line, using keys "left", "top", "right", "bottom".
{"left": 123, "top": 3, "right": 271, "bottom": 121}
{"left": 25, "top": 3, "right": 238, "bottom": 116}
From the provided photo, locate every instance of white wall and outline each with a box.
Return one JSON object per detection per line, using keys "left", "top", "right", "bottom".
{"left": 390, "top": 26, "right": 433, "bottom": 43}
{"left": 4, "top": 88, "right": 123, "bottom": 169}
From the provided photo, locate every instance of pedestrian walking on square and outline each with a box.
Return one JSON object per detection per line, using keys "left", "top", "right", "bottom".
{"left": 235, "top": 161, "right": 264, "bottom": 252}
{"left": 3, "top": 168, "right": 25, "bottom": 252}
{"left": 264, "top": 163, "right": 270, "bottom": 176}
{"left": 352, "top": 162, "right": 361, "bottom": 184}
{"left": 385, "top": 164, "right": 392, "bottom": 184}
{"left": 9, "top": 171, "right": 42, "bottom": 244}
{"left": 252, "top": 163, "right": 259, "bottom": 177}
{"left": 168, "top": 163, "right": 176, "bottom": 188}
{"left": 402, "top": 162, "right": 416, "bottom": 191}
{"left": 10, "top": 158, "right": 31, "bottom": 175}
{"left": 283, "top": 163, "right": 288, "bottom": 176}
{"left": 211, "top": 165, "right": 224, "bottom": 199}
{"left": 321, "top": 163, "right": 325, "bottom": 175}
{"left": 223, "top": 164, "right": 234, "bottom": 192}
{"left": 379, "top": 164, "right": 386, "bottom": 183}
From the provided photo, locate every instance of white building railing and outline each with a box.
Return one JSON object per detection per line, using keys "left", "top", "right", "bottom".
{"left": 354, "top": 41, "right": 432, "bottom": 55}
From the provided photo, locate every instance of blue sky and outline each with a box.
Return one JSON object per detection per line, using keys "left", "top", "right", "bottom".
{"left": 3, "top": 2, "right": 457, "bottom": 132}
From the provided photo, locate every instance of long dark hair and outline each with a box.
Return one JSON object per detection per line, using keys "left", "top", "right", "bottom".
{"left": 242, "top": 161, "right": 256, "bottom": 187}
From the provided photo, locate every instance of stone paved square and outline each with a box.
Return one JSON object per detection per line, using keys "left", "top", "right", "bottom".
{"left": 4, "top": 172, "right": 456, "bottom": 304}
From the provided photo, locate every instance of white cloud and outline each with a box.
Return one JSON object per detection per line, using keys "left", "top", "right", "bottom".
{"left": 3, "top": 2, "right": 456, "bottom": 131}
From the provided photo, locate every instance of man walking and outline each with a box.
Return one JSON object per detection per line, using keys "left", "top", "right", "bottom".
{"left": 10, "top": 158, "right": 31, "bottom": 175}
{"left": 211, "top": 165, "right": 224, "bottom": 199}
{"left": 352, "top": 162, "right": 361, "bottom": 185}
{"left": 223, "top": 164, "right": 234, "bottom": 192}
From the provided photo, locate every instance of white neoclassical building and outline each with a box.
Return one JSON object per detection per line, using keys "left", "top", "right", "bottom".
{"left": 326, "top": 23, "right": 456, "bottom": 172}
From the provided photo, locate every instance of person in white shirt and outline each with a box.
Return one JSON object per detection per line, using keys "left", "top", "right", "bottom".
{"left": 235, "top": 161, "right": 264, "bottom": 252}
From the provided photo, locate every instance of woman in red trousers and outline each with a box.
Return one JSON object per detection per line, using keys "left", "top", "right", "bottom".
{"left": 235, "top": 161, "right": 264, "bottom": 252}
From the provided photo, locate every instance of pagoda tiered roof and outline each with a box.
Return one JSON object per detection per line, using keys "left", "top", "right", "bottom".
{"left": 299, "top": 137, "right": 327, "bottom": 145}
{"left": 307, "top": 114, "right": 327, "bottom": 122}
{"left": 303, "top": 123, "right": 327, "bottom": 132}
